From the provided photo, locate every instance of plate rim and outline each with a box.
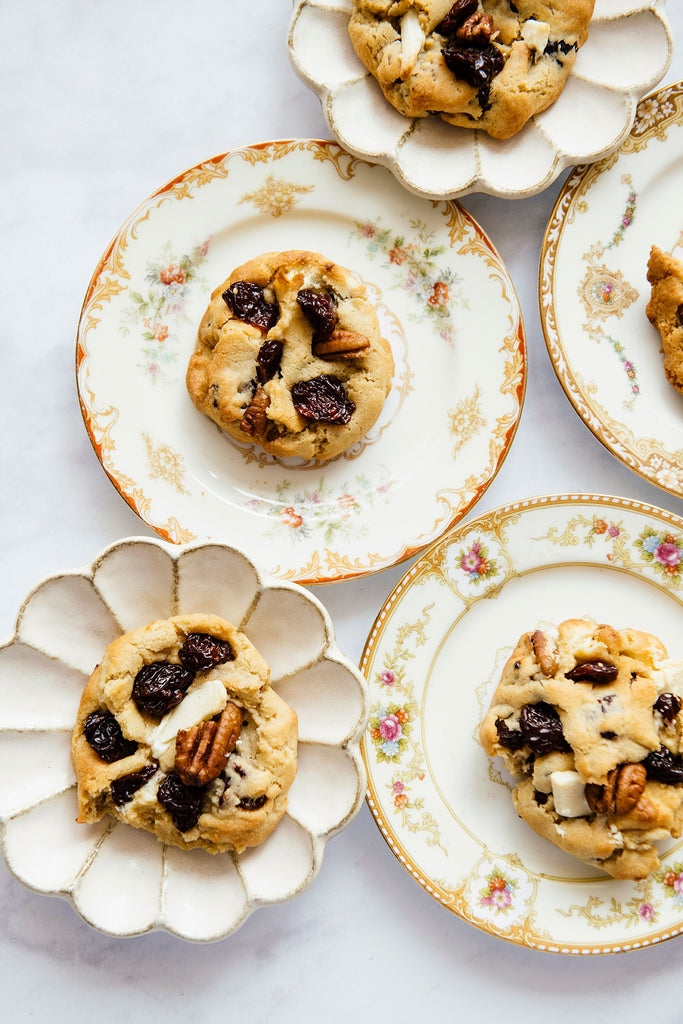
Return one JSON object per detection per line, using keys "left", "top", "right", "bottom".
{"left": 360, "top": 490, "right": 683, "bottom": 955}
{"left": 75, "top": 137, "right": 527, "bottom": 585}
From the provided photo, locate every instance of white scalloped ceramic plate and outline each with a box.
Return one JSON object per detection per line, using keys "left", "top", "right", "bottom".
{"left": 361, "top": 494, "right": 683, "bottom": 954}
{"left": 76, "top": 139, "right": 525, "bottom": 584}
{"left": 0, "top": 538, "right": 368, "bottom": 940}
{"left": 288, "top": 0, "right": 673, "bottom": 200}
{"left": 541, "top": 81, "right": 683, "bottom": 500}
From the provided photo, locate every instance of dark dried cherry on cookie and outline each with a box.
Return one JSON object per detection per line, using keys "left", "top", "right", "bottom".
{"left": 291, "top": 374, "right": 355, "bottom": 425}
{"left": 157, "top": 772, "right": 204, "bottom": 832}
{"left": 84, "top": 711, "right": 137, "bottom": 763}
{"left": 256, "top": 338, "right": 284, "bottom": 384}
{"left": 495, "top": 717, "right": 525, "bottom": 751}
{"left": 544, "top": 39, "right": 575, "bottom": 58}
{"left": 643, "top": 747, "right": 683, "bottom": 785}
{"left": 565, "top": 661, "right": 618, "bottom": 684}
{"left": 442, "top": 43, "right": 504, "bottom": 91}
{"left": 654, "top": 692, "right": 682, "bottom": 725}
{"left": 110, "top": 763, "right": 158, "bottom": 806}
{"left": 519, "top": 702, "right": 571, "bottom": 755}
{"left": 436, "top": 0, "right": 478, "bottom": 35}
{"left": 132, "top": 661, "right": 194, "bottom": 718}
{"left": 222, "top": 281, "right": 279, "bottom": 333}
{"left": 178, "top": 633, "right": 235, "bottom": 673}
{"left": 238, "top": 795, "right": 267, "bottom": 811}
{"left": 296, "top": 289, "right": 336, "bottom": 341}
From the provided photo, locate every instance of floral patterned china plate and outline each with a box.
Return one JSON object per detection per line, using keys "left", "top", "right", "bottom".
{"left": 76, "top": 140, "right": 525, "bottom": 584}
{"left": 0, "top": 537, "right": 369, "bottom": 940}
{"left": 288, "top": 1, "right": 672, "bottom": 200}
{"left": 361, "top": 494, "right": 683, "bottom": 954}
{"left": 541, "top": 81, "right": 683, "bottom": 500}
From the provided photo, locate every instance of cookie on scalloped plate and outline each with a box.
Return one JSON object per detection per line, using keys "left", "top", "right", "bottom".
{"left": 348, "top": 0, "right": 595, "bottom": 140}
{"left": 71, "top": 613, "right": 298, "bottom": 854}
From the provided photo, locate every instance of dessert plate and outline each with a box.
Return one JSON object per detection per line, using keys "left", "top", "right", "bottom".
{"left": 361, "top": 494, "right": 683, "bottom": 954}
{"left": 288, "top": 0, "right": 672, "bottom": 200}
{"left": 541, "top": 81, "right": 683, "bottom": 500}
{"left": 0, "top": 537, "right": 368, "bottom": 940}
{"left": 76, "top": 139, "right": 525, "bottom": 584}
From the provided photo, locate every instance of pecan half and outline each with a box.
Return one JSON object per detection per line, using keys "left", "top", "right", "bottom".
{"left": 455, "top": 12, "right": 497, "bottom": 45}
{"left": 585, "top": 763, "right": 646, "bottom": 816}
{"left": 175, "top": 702, "right": 242, "bottom": 786}
{"left": 313, "top": 329, "right": 370, "bottom": 360}
{"left": 532, "top": 630, "right": 557, "bottom": 677}
{"left": 240, "top": 386, "right": 270, "bottom": 436}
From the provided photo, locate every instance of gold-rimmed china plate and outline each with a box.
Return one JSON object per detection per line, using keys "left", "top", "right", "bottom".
{"left": 361, "top": 494, "right": 683, "bottom": 954}
{"left": 541, "top": 82, "right": 683, "bottom": 500}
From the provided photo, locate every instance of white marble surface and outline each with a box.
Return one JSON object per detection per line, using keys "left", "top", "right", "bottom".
{"left": 1, "top": 0, "right": 683, "bottom": 1017}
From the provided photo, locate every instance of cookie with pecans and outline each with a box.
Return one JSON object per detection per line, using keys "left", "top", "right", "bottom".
{"left": 646, "top": 245, "right": 683, "bottom": 394}
{"left": 71, "top": 614, "right": 298, "bottom": 853}
{"left": 480, "top": 618, "right": 683, "bottom": 879}
{"left": 348, "top": 1, "right": 595, "bottom": 140}
{"left": 186, "top": 250, "right": 394, "bottom": 461}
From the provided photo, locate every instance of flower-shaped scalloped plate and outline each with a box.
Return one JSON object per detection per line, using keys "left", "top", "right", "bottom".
{"left": 76, "top": 139, "right": 525, "bottom": 585}
{"left": 541, "top": 81, "right": 683, "bottom": 500}
{"left": 288, "top": 0, "right": 673, "bottom": 200}
{"left": 361, "top": 494, "right": 683, "bottom": 954}
{"left": 0, "top": 538, "right": 368, "bottom": 940}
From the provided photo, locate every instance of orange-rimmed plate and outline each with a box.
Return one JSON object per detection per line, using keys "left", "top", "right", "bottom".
{"left": 76, "top": 140, "right": 525, "bottom": 584}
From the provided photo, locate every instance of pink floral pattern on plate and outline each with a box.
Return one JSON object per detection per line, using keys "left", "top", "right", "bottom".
{"left": 368, "top": 702, "right": 415, "bottom": 763}
{"left": 120, "top": 239, "right": 210, "bottom": 383}
{"left": 636, "top": 527, "right": 683, "bottom": 582}
{"left": 479, "top": 870, "right": 518, "bottom": 914}
{"left": 457, "top": 539, "right": 499, "bottom": 584}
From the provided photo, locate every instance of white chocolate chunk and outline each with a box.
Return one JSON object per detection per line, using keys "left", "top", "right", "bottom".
{"left": 521, "top": 19, "right": 550, "bottom": 53}
{"left": 558, "top": 624, "right": 609, "bottom": 668}
{"left": 654, "top": 658, "right": 683, "bottom": 696}
{"left": 400, "top": 9, "right": 425, "bottom": 79}
{"left": 550, "top": 770, "right": 592, "bottom": 818}
{"left": 150, "top": 678, "right": 227, "bottom": 759}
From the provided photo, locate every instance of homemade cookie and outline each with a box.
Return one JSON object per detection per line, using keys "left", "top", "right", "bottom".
{"left": 71, "top": 614, "right": 298, "bottom": 854}
{"left": 348, "top": 1, "right": 595, "bottom": 140}
{"left": 647, "top": 245, "right": 683, "bottom": 394}
{"left": 186, "top": 251, "right": 394, "bottom": 461}
{"left": 480, "top": 619, "right": 683, "bottom": 879}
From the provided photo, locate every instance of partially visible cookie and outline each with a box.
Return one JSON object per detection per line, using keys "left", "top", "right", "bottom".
{"left": 186, "top": 250, "right": 394, "bottom": 461}
{"left": 348, "top": 1, "right": 595, "bottom": 140}
{"left": 71, "top": 614, "right": 298, "bottom": 854}
{"left": 480, "top": 618, "right": 683, "bottom": 879}
{"left": 647, "top": 245, "right": 683, "bottom": 393}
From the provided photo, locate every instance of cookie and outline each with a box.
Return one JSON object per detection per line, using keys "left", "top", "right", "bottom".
{"left": 480, "top": 619, "right": 683, "bottom": 879}
{"left": 71, "top": 614, "right": 298, "bottom": 854}
{"left": 647, "top": 245, "right": 683, "bottom": 394}
{"left": 186, "top": 250, "right": 394, "bottom": 461}
{"left": 348, "top": 1, "right": 595, "bottom": 140}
